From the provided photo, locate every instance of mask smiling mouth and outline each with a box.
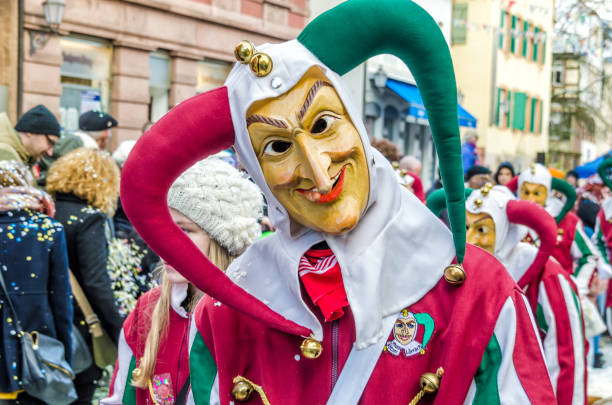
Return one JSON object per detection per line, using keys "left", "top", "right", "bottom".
{"left": 297, "top": 165, "right": 347, "bottom": 204}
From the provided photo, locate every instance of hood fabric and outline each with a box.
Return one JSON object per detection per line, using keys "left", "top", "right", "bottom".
{"left": 224, "top": 40, "right": 455, "bottom": 348}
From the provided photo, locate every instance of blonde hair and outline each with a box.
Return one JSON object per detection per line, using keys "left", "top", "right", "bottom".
{"left": 131, "top": 238, "right": 235, "bottom": 389}
{"left": 45, "top": 147, "right": 120, "bottom": 216}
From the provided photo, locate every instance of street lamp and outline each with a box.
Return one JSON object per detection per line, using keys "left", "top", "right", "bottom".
{"left": 30, "top": 0, "right": 66, "bottom": 55}
{"left": 43, "top": 0, "right": 66, "bottom": 32}
{"left": 372, "top": 66, "right": 388, "bottom": 90}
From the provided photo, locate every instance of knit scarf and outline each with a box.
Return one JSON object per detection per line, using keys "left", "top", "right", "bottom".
{"left": 298, "top": 247, "right": 348, "bottom": 322}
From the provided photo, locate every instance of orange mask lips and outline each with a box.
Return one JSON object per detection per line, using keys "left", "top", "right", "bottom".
{"left": 297, "top": 165, "right": 347, "bottom": 204}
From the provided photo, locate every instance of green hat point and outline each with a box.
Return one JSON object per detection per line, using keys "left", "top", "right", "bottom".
{"left": 299, "top": 0, "right": 466, "bottom": 263}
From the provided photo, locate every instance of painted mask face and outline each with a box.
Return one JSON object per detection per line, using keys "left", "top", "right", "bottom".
{"left": 465, "top": 211, "right": 496, "bottom": 254}
{"left": 520, "top": 182, "right": 548, "bottom": 207}
{"left": 246, "top": 66, "right": 370, "bottom": 234}
{"left": 394, "top": 318, "right": 417, "bottom": 345}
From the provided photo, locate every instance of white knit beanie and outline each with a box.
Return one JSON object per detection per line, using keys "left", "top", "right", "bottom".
{"left": 112, "top": 140, "right": 136, "bottom": 168}
{"left": 167, "top": 157, "right": 263, "bottom": 256}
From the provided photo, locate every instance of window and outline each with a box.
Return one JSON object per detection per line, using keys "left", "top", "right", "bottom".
{"left": 59, "top": 37, "right": 112, "bottom": 133}
{"left": 196, "top": 59, "right": 232, "bottom": 94}
{"left": 533, "top": 27, "right": 540, "bottom": 62}
{"left": 499, "top": 11, "right": 506, "bottom": 50}
{"left": 512, "top": 92, "right": 527, "bottom": 130}
{"left": 522, "top": 21, "right": 530, "bottom": 57}
{"left": 529, "top": 98, "right": 542, "bottom": 133}
{"left": 510, "top": 15, "right": 518, "bottom": 54}
{"left": 452, "top": 3, "right": 468, "bottom": 45}
{"left": 552, "top": 63, "right": 564, "bottom": 86}
{"left": 383, "top": 106, "right": 398, "bottom": 141}
{"left": 149, "top": 52, "right": 170, "bottom": 123}
{"left": 496, "top": 88, "right": 512, "bottom": 129}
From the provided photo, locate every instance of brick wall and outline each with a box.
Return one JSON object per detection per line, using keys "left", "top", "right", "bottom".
{"left": 0, "top": 0, "right": 18, "bottom": 121}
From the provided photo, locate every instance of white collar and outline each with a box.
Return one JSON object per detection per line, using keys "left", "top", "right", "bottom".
{"left": 170, "top": 282, "right": 189, "bottom": 319}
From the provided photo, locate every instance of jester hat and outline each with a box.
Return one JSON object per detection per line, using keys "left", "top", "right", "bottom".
{"left": 121, "top": 0, "right": 466, "bottom": 339}
{"left": 506, "top": 164, "right": 577, "bottom": 224}
{"left": 427, "top": 185, "right": 557, "bottom": 288}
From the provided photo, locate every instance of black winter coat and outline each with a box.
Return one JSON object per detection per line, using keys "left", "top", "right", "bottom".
{"left": 0, "top": 210, "right": 72, "bottom": 394}
{"left": 53, "top": 193, "right": 124, "bottom": 374}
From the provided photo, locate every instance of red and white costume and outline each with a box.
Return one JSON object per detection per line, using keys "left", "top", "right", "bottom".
{"left": 466, "top": 186, "right": 587, "bottom": 405}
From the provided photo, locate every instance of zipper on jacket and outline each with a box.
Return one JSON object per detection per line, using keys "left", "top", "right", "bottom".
{"left": 331, "top": 319, "right": 340, "bottom": 390}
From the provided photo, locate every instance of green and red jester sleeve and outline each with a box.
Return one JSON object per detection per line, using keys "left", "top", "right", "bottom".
{"left": 533, "top": 261, "right": 587, "bottom": 405}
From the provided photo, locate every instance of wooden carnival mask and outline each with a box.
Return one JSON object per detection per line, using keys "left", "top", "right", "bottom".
{"left": 246, "top": 66, "right": 369, "bottom": 234}
{"left": 465, "top": 210, "right": 496, "bottom": 254}
{"left": 519, "top": 182, "right": 548, "bottom": 207}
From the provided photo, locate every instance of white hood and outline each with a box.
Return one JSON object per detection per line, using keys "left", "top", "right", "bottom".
{"left": 223, "top": 40, "right": 455, "bottom": 349}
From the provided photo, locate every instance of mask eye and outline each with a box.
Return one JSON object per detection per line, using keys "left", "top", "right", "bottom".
{"left": 263, "top": 140, "right": 292, "bottom": 156}
{"left": 311, "top": 115, "right": 336, "bottom": 134}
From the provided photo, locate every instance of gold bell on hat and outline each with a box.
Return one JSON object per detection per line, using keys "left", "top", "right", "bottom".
{"left": 234, "top": 40, "right": 255, "bottom": 64}
{"left": 300, "top": 337, "right": 323, "bottom": 359}
{"left": 444, "top": 264, "right": 465, "bottom": 285}
{"left": 250, "top": 53, "right": 273, "bottom": 77}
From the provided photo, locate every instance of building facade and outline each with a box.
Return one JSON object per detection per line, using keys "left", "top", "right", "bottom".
{"left": 549, "top": 3, "right": 612, "bottom": 171}
{"left": 451, "top": 0, "right": 553, "bottom": 172}
{"left": 0, "top": 0, "right": 309, "bottom": 150}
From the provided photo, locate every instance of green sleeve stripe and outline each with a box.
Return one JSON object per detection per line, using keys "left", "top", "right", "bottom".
{"left": 473, "top": 334, "right": 502, "bottom": 405}
{"left": 569, "top": 288, "right": 585, "bottom": 350}
{"left": 596, "top": 227, "right": 610, "bottom": 264}
{"left": 536, "top": 303, "right": 549, "bottom": 334}
{"left": 122, "top": 356, "right": 137, "bottom": 405}
{"left": 573, "top": 230, "right": 592, "bottom": 276}
{"left": 190, "top": 331, "right": 218, "bottom": 404}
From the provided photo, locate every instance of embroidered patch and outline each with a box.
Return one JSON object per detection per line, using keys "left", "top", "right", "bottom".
{"left": 383, "top": 309, "right": 434, "bottom": 357}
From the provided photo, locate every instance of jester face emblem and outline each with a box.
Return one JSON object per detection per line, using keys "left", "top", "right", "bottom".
{"left": 385, "top": 310, "right": 435, "bottom": 358}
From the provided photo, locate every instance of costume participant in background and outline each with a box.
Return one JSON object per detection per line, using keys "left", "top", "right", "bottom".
{"left": 121, "top": 1, "right": 555, "bottom": 403}
{"left": 515, "top": 164, "right": 596, "bottom": 285}
{"left": 589, "top": 159, "right": 612, "bottom": 366}
{"left": 429, "top": 184, "right": 586, "bottom": 405}
{"left": 103, "top": 158, "right": 262, "bottom": 405}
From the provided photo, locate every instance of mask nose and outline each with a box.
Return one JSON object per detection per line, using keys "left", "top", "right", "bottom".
{"left": 295, "top": 132, "right": 332, "bottom": 194}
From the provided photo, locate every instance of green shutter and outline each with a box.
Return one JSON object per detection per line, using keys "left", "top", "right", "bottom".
{"left": 496, "top": 88, "right": 502, "bottom": 126}
{"left": 452, "top": 3, "right": 468, "bottom": 45}
{"left": 530, "top": 98, "right": 537, "bottom": 132}
{"left": 499, "top": 12, "right": 505, "bottom": 49}
{"left": 513, "top": 92, "right": 527, "bottom": 130}
{"left": 541, "top": 30, "right": 546, "bottom": 64}
{"left": 510, "top": 16, "right": 517, "bottom": 53}
{"left": 506, "top": 91, "right": 512, "bottom": 128}
{"left": 533, "top": 27, "right": 540, "bottom": 62}
{"left": 539, "top": 99, "right": 543, "bottom": 133}
{"left": 522, "top": 21, "right": 529, "bottom": 57}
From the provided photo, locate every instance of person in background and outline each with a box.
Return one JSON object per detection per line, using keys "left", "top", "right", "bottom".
{"left": 370, "top": 138, "right": 400, "bottom": 163}
{"left": 494, "top": 161, "right": 515, "bottom": 186}
{"left": 36, "top": 132, "right": 97, "bottom": 187}
{"left": 78, "top": 111, "right": 118, "bottom": 151}
{"left": 46, "top": 148, "right": 124, "bottom": 405}
{"left": 398, "top": 155, "right": 422, "bottom": 177}
{"left": 461, "top": 131, "right": 479, "bottom": 173}
{"left": 0, "top": 105, "right": 60, "bottom": 165}
{"left": 111, "top": 140, "right": 159, "bottom": 297}
{"left": 566, "top": 169, "right": 579, "bottom": 188}
{"left": 102, "top": 157, "right": 263, "bottom": 405}
{"left": 464, "top": 165, "right": 493, "bottom": 189}
{"left": 0, "top": 160, "right": 72, "bottom": 404}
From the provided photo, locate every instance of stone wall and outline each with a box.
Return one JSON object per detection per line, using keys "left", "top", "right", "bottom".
{"left": 0, "top": 0, "right": 18, "bottom": 122}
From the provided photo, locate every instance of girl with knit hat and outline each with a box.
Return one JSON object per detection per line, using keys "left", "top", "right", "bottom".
{"left": 101, "top": 158, "right": 262, "bottom": 405}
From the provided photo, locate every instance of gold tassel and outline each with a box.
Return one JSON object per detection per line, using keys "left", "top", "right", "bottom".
{"left": 232, "top": 375, "right": 272, "bottom": 405}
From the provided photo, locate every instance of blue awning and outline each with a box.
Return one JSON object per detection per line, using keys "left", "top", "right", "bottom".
{"left": 386, "top": 78, "right": 477, "bottom": 128}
